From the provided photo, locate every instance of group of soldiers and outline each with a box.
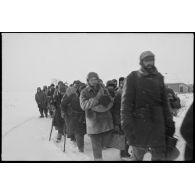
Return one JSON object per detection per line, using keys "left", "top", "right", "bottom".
{"left": 35, "top": 51, "right": 192, "bottom": 161}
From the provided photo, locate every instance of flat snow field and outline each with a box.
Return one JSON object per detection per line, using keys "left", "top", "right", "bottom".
{"left": 2, "top": 92, "right": 193, "bottom": 161}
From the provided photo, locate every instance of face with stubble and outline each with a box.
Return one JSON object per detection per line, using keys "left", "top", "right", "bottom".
{"left": 142, "top": 58, "right": 154, "bottom": 73}
{"left": 88, "top": 77, "right": 99, "bottom": 87}
{"left": 142, "top": 57, "right": 155, "bottom": 72}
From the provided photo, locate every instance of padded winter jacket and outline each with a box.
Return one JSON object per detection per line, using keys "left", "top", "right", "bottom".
{"left": 80, "top": 85, "right": 114, "bottom": 135}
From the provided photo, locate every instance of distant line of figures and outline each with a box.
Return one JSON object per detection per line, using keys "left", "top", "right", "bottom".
{"left": 35, "top": 51, "right": 193, "bottom": 161}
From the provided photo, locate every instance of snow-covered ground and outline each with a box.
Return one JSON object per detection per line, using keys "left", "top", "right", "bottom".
{"left": 2, "top": 91, "right": 120, "bottom": 161}
{"left": 1, "top": 92, "right": 193, "bottom": 161}
{"left": 2, "top": 91, "right": 38, "bottom": 136}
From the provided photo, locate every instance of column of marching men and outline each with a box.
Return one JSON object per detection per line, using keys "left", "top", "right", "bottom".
{"left": 35, "top": 51, "right": 193, "bottom": 161}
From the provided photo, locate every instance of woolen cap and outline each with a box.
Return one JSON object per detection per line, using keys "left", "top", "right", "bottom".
{"left": 140, "top": 51, "right": 155, "bottom": 61}
{"left": 86, "top": 72, "right": 99, "bottom": 81}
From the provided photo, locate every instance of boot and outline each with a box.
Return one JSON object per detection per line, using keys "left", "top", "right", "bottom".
{"left": 56, "top": 132, "right": 62, "bottom": 142}
{"left": 120, "top": 150, "right": 131, "bottom": 158}
{"left": 78, "top": 146, "right": 84, "bottom": 153}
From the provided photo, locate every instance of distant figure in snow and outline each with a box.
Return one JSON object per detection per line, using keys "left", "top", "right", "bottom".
{"left": 35, "top": 87, "right": 48, "bottom": 118}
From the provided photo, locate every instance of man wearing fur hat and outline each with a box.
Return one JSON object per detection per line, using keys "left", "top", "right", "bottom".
{"left": 118, "top": 77, "right": 125, "bottom": 93}
{"left": 106, "top": 80, "right": 116, "bottom": 98}
{"left": 121, "top": 51, "right": 175, "bottom": 161}
{"left": 80, "top": 72, "right": 119, "bottom": 160}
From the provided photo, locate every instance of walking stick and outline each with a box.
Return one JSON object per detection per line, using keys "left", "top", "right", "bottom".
{"left": 49, "top": 119, "right": 54, "bottom": 141}
{"left": 63, "top": 122, "right": 66, "bottom": 152}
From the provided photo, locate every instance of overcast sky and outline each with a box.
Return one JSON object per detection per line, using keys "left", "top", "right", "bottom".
{"left": 2, "top": 33, "right": 194, "bottom": 92}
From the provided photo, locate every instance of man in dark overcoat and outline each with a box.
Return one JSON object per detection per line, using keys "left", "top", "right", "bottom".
{"left": 121, "top": 51, "right": 175, "bottom": 161}
{"left": 61, "top": 81, "right": 86, "bottom": 152}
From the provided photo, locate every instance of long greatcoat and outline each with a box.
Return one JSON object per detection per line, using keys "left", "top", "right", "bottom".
{"left": 113, "top": 88, "right": 123, "bottom": 126}
{"left": 80, "top": 85, "right": 114, "bottom": 135}
{"left": 121, "top": 68, "right": 173, "bottom": 148}
{"left": 61, "top": 87, "right": 86, "bottom": 136}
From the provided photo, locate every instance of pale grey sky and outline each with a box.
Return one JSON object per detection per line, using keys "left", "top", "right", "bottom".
{"left": 2, "top": 33, "right": 194, "bottom": 92}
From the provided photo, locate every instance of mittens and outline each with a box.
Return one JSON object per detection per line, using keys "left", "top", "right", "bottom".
{"left": 99, "top": 95, "right": 111, "bottom": 107}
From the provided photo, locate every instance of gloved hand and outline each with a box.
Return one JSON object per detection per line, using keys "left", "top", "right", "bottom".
{"left": 96, "top": 87, "right": 104, "bottom": 100}
{"left": 98, "top": 95, "right": 111, "bottom": 107}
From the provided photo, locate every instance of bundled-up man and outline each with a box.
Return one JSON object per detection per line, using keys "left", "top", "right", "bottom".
{"left": 61, "top": 81, "right": 86, "bottom": 152}
{"left": 121, "top": 51, "right": 175, "bottom": 161}
{"left": 80, "top": 72, "right": 116, "bottom": 160}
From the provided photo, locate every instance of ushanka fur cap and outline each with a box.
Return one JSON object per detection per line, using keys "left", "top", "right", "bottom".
{"left": 86, "top": 72, "right": 99, "bottom": 81}
{"left": 106, "top": 80, "right": 115, "bottom": 87}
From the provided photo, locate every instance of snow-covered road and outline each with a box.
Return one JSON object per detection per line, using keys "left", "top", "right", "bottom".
{"left": 2, "top": 117, "right": 121, "bottom": 161}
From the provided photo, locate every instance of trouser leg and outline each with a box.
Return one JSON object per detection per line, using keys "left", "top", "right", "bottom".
{"left": 120, "top": 138, "right": 130, "bottom": 157}
{"left": 125, "top": 143, "right": 130, "bottom": 155}
{"left": 184, "top": 145, "right": 193, "bottom": 161}
{"left": 102, "top": 130, "right": 125, "bottom": 150}
{"left": 58, "top": 126, "right": 64, "bottom": 135}
{"left": 75, "top": 133, "right": 84, "bottom": 152}
{"left": 44, "top": 107, "right": 48, "bottom": 117}
{"left": 132, "top": 146, "right": 146, "bottom": 161}
{"left": 90, "top": 134, "right": 103, "bottom": 160}
{"left": 56, "top": 125, "right": 65, "bottom": 141}
{"left": 151, "top": 147, "right": 165, "bottom": 161}
{"left": 38, "top": 106, "right": 44, "bottom": 116}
